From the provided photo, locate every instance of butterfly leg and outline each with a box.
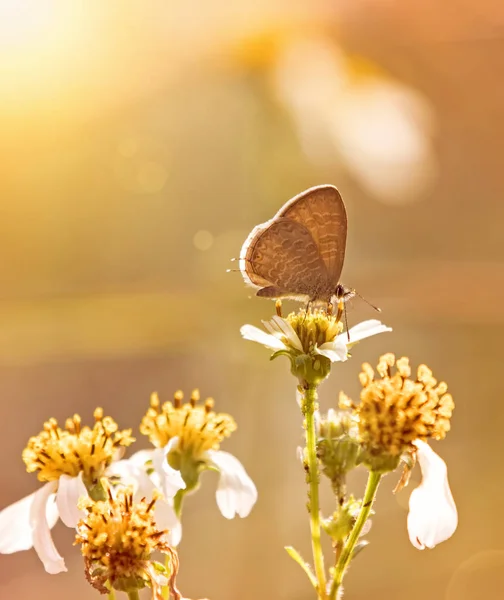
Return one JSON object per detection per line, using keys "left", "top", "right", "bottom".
{"left": 301, "top": 300, "right": 312, "bottom": 324}
{"left": 275, "top": 299, "right": 283, "bottom": 317}
{"left": 335, "top": 298, "right": 345, "bottom": 324}
{"left": 327, "top": 301, "right": 333, "bottom": 316}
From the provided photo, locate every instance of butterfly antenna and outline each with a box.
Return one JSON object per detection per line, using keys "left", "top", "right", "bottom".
{"left": 354, "top": 290, "right": 381, "bottom": 313}
{"left": 344, "top": 303, "right": 350, "bottom": 342}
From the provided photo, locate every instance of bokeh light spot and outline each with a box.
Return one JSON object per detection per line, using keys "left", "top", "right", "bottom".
{"left": 117, "top": 138, "right": 138, "bottom": 158}
{"left": 193, "top": 230, "right": 214, "bottom": 251}
{"left": 446, "top": 550, "right": 504, "bottom": 600}
{"left": 136, "top": 161, "right": 168, "bottom": 194}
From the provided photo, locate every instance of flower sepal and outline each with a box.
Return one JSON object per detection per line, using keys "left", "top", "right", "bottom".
{"left": 358, "top": 450, "right": 401, "bottom": 474}
{"left": 269, "top": 348, "right": 297, "bottom": 367}
{"left": 108, "top": 573, "right": 148, "bottom": 594}
{"left": 292, "top": 353, "right": 332, "bottom": 387}
{"left": 167, "top": 449, "right": 204, "bottom": 493}
{"left": 322, "top": 497, "right": 372, "bottom": 544}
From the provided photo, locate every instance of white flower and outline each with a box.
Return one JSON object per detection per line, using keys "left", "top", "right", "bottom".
{"left": 407, "top": 440, "right": 457, "bottom": 550}
{"left": 0, "top": 410, "right": 134, "bottom": 573}
{"left": 241, "top": 316, "right": 391, "bottom": 362}
{"left": 0, "top": 473, "right": 87, "bottom": 574}
{"left": 118, "top": 439, "right": 257, "bottom": 525}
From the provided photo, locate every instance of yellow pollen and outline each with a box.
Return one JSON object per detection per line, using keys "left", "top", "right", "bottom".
{"left": 22, "top": 410, "right": 135, "bottom": 483}
{"left": 340, "top": 353, "right": 454, "bottom": 456}
{"left": 286, "top": 309, "right": 343, "bottom": 353}
{"left": 140, "top": 390, "right": 237, "bottom": 456}
{"left": 75, "top": 483, "right": 175, "bottom": 595}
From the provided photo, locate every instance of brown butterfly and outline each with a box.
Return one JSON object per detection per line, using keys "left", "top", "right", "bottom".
{"left": 239, "top": 185, "right": 355, "bottom": 308}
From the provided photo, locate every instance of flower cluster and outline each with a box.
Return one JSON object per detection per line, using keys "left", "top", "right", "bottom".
{"left": 0, "top": 390, "right": 257, "bottom": 598}
{"left": 339, "top": 353, "right": 455, "bottom": 470}
{"left": 0, "top": 295, "right": 460, "bottom": 600}
{"left": 323, "top": 353, "right": 457, "bottom": 551}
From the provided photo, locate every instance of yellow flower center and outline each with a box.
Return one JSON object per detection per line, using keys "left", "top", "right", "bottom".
{"left": 340, "top": 353, "right": 454, "bottom": 457}
{"left": 286, "top": 309, "right": 343, "bottom": 353}
{"left": 140, "top": 389, "right": 237, "bottom": 457}
{"left": 22, "top": 408, "right": 135, "bottom": 483}
{"left": 75, "top": 484, "right": 174, "bottom": 595}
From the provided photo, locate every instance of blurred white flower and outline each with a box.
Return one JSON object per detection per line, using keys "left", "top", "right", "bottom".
{"left": 407, "top": 440, "right": 458, "bottom": 549}
{"left": 273, "top": 35, "right": 436, "bottom": 204}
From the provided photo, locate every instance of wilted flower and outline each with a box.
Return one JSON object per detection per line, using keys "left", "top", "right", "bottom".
{"left": 339, "top": 354, "right": 454, "bottom": 472}
{"left": 137, "top": 390, "right": 257, "bottom": 520}
{"left": 0, "top": 409, "right": 134, "bottom": 573}
{"left": 107, "top": 444, "right": 184, "bottom": 547}
{"left": 75, "top": 483, "right": 180, "bottom": 599}
{"left": 407, "top": 440, "right": 457, "bottom": 549}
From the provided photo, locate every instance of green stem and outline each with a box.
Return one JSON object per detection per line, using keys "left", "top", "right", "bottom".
{"left": 173, "top": 490, "right": 185, "bottom": 520}
{"left": 303, "top": 385, "right": 327, "bottom": 599}
{"left": 329, "top": 471, "right": 382, "bottom": 599}
{"left": 162, "top": 554, "right": 172, "bottom": 600}
{"left": 127, "top": 591, "right": 140, "bottom": 600}
{"left": 106, "top": 585, "right": 116, "bottom": 600}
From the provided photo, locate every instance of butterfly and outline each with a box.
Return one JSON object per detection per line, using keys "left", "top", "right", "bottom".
{"left": 239, "top": 185, "right": 355, "bottom": 309}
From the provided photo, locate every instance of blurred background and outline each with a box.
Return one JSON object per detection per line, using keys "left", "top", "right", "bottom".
{"left": 0, "top": 1, "right": 503, "bottom": 599}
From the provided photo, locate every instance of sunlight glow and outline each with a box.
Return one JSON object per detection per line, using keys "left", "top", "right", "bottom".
{"left": 0, "top": 0, "right": 58, "bottom": 47}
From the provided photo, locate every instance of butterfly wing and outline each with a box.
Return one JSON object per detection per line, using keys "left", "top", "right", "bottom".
{"left": 278, "top": 185, "right": 347, "bottom": 285}
{"left": 240, "top": 217, "right": 328, "bottom": 300}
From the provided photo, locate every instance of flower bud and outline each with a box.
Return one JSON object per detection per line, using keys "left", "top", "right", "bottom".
{"left": 317, "top": 409, "right": 360, "bottom": 487}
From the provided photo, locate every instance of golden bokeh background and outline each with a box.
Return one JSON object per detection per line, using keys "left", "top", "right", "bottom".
{"left": 0, "top": 1, "right": 503, "bottom": 599}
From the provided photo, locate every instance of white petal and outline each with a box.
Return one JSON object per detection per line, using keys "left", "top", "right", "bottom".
{"left": 271, "top": 316, "right": 304, "bottom": 352}
{"left": 262, "top": 319, "right": 280, "bottom": 336}
{"left": 407, "top": 441, "right": 457, "bottom": 550}
{"left": 156, "top": 443, "right": 186, "bottom": 498}
{"left": 0, "top": 486, "right": 58, "bottom": 554}
{"left": 240, "top": 324, "right": 286, "bottom": 351}
{"left": 345, "top": 319, "right": 392, "bottom": 344}
{"left": 106, "top": 457, "right": 149, "bottom": 493}
{"left": 207, "top": 450, "right": 257, "bottom": 519}
{"left": 326, "top": 408, "right": 337, "bottom": 421}
{"left": 154, "top": 498, "right": 182, "bottom": 547}
{"left": 128, "top": 448, "right": 156, "bottom": 468}
{"left": 119, "top": 451, "right": 166, "bottom": 498}
{"left": 56, "top": 473, "right": 87, "bottom": 528}
{"left": 166, "top": 519, "right": 182, "bottom": 547}
{"left": 30, "top": 481, "right": 67, "bottom": 574}
{"left": 317, "top": 337, "right": 348, "bottom": 362}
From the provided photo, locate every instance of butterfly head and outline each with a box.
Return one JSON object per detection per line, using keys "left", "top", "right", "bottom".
{"left": 333, "top": 283, "right": 355, "bottom": 304}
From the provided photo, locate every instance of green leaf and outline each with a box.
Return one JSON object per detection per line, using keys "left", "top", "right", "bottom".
{"left": 351, "top": 540, "right": 370, "bottom": 560}
{"left": 284, "top": 546, "right": 318, "bottom": 590}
